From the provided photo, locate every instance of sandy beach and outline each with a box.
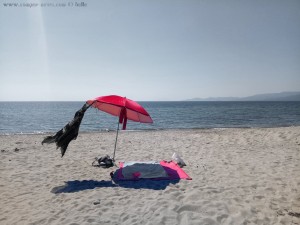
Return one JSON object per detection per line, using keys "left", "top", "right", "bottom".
{"left": 0, "top": 126, "right": 299, "bottom": 225}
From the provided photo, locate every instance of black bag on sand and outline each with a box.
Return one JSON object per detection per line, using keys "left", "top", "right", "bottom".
{"left": 93, "top": 155, "right": 114, "bottom": 168}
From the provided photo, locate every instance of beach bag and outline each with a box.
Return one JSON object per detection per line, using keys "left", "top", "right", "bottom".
{"left": 92, "top": 155, "right": 114, "bottom": 168}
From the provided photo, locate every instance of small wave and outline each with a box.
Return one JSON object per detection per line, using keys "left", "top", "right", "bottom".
{"left": 0, "top": 131, "right": 48, "bottom": 136}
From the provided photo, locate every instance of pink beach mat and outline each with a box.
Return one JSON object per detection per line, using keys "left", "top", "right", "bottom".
{"left": 115, "top": 160, "right": 192, "bottom": 181}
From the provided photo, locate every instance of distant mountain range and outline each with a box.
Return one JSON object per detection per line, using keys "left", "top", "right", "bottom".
{"left": 186, "top": 92, "right": 300, "bottom": 101}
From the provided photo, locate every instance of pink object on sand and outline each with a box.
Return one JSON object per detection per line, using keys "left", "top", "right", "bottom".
{"left": 160, "top": 160, "right": 192, "bottom": 180}
{"left": 115, "top": 161, "right": 192, "bottom": 181}
{"left": 132, "top": 172, "right": 141, "bottom": 178}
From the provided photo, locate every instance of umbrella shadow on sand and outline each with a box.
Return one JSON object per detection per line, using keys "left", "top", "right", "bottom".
{"left": 51, "top": 179, "right": 179, "bottom": 194}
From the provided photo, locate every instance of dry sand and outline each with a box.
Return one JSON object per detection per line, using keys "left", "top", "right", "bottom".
{"left": 0, "top": 127, "right": 300, "bottom": 225}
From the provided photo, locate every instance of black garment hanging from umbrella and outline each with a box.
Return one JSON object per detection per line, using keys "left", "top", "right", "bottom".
{"left": 42, "top": 103, "right": 91, "bottom": 157}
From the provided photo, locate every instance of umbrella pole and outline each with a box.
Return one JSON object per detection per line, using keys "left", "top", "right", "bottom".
{"left": 112, "top": 121, "right": 120, "bottom": 161}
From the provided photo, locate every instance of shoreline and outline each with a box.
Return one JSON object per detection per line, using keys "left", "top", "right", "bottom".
{"left": 1, "top": 125, "right": 300, "bottom": 136}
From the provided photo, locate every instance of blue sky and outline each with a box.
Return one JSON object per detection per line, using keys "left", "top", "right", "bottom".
{"left": 1, "top": 0, "right": 300, "bottom": 101}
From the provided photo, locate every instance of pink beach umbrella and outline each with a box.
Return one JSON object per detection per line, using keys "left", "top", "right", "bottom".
{"left": 86, "top": 95, "right": 153, "bottom": 160}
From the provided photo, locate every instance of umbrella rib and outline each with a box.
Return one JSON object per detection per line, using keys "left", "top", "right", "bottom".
{"left": 95, "top": 100, "right": 150, "bottom": 116}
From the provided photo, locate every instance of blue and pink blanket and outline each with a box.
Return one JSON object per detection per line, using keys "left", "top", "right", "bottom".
{"left": 114, "top": 160, "right": 192, "bottom": 181}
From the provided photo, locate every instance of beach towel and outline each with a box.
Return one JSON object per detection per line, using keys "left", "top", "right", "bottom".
{"left": 114, "top": 160, "right": 192, "bottom": 181}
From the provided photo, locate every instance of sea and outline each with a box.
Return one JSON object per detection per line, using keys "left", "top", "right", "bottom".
{"left": 0, "top": 101, "right": 300, "bottom": 135}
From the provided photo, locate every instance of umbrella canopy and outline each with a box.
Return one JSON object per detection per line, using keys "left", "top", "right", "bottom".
{"left": 86, "top": 95, "right": 153, "bottom": 160}
{"left": 87, "top": 95, "right": 153, "bottom": 130}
